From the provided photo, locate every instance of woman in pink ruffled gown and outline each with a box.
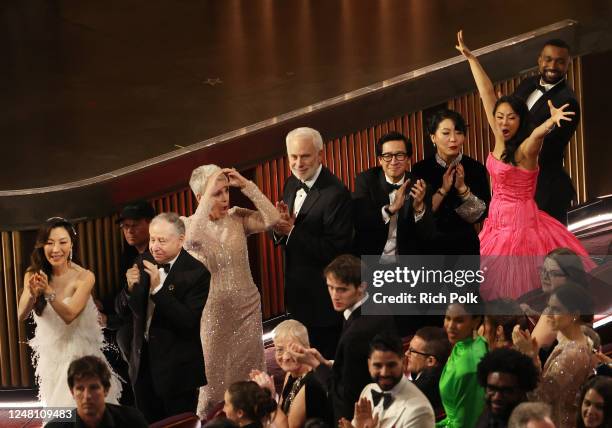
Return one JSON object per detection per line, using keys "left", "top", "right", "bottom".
{"left": 456, "top": 31, "right": 593, "bottom": 300}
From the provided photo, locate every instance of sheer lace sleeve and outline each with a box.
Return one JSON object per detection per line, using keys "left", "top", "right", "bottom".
{"left": 182, "top": 196, "right": 215, "bottom": 259}
{"left": 455, "top": 193, "right": 487, "bottom": 223}
{"left": 234, "top": 181, "right": 280, "bottom": 235}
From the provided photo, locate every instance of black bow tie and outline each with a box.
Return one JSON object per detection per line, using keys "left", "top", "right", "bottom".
{"left": 157, "top": 263, "right": 171, "bottom": 273}
{"left": 385, "top": 182, "right": 402, "bottom": 194}
{"left": 296, "top": 181, "right": 310, "bottom": 194}
{"left": 535, "top": 83, "right": 548, "bottom": 93}
{"left": 371, "top": 390, "right": 394, "bottom": 410}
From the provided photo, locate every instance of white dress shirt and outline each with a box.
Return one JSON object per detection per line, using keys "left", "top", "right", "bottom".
{"left": 354, "top": 376, "right": 435, "bottom": 428}
{"left": 145, "top": 253, "right": 179, "bottom": 340}
{"left": 525, "top": 78, "right": 564, "bottom": 110}
{"left": 292, "top": 164, "right": 323, "bottom": 216}
{"left": 343, "top": 292, "right": 369, "bottom": 320}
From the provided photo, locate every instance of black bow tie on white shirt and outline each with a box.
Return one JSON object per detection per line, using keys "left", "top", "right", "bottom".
{"left": 297, "top": 181, "right": 310, "bottom": 194}
{"left": 157, "top": 263, "right": 171, "bottom": 273}
{"left": 385, "top": 182, "right": 402, "bottom": 194}
{"left": 371, "top": 390, "right": 394, "bottom": 409}
{"left": 535, "top": 83, "right": 548, "bottom": 93}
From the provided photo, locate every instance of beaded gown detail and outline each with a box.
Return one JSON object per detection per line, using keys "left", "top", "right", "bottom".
{"left": 30, "top": 296, "right": 122, "bottom": 407}
{"left": 182, "top": 181, "right": 280, "bottom": 417}
{"left": 479, "top": 154, "right": 593, "bottom": 299}
{"left": 530, "top": 339, "right": 596, "bottom": 428}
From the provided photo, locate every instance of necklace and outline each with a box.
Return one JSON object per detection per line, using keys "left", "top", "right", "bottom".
{"left": 282, "top": 373, "right": 308, "bottom": 413}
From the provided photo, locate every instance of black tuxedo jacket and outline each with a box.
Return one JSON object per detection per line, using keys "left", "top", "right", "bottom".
{"left": 115, "top": 248, "right": 210, "bottom": 394}
{"left": 513, "top": 76, "right": 580, "bottom": 220}
{"left": 277, "top": 166, "right": 353, "bottom": 327}
{"left": 352, "top": 167, "right": 434, "bottom": 256}
{"left": 316, "top": 306, "right": 396, "bottom": 421}
{"left": 413, "top": 365, "right": 444, "bottom": 416}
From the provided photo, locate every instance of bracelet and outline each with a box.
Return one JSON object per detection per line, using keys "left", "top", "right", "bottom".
{"left": 458, "top": 186, "right": 470, "bottom": 197}
{"left": 44, "top": 292, "right": 56, "bottom": 303}
{"left": 436, "top": 188, "right": 447, "bottom": 197}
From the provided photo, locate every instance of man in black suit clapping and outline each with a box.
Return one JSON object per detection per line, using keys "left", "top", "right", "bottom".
{"left": 115, "top": 212, "right": 210, "bottom": 423}
{"left": 513, "top": 39, "right": 580, "bottom": 224}
{"left": 273, "top": 127, "right": 353, "bottom": 359}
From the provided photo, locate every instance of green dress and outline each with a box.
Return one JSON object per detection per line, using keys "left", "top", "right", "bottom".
{"left": 436, "top": 336, "right": 488, "bottom": 428}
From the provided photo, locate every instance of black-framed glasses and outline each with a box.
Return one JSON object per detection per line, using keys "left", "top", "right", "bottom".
{"left": 485, "top": 384, "right": 519, "bottom": 395}
{"left": 538, "top": 267, "right": 567, "bottom": 279}
{"left": 379, "top": 152, "right": 408, "bottom": 162}
{"left": 407, "top": 348, "right": 432, "bottom": 358}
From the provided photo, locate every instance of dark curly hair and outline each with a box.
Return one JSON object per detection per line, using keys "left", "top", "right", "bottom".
{"left": 494, "top": 95, "right": 533, "bottom": 165}
{"left": 227, "top": 381, "right": 277, "bottom": 424}
{"left": 27, "top": 217, "right": 78, "bottom": 316}
{"left": 477, "top": 348, "right": 539, "bottom": 392}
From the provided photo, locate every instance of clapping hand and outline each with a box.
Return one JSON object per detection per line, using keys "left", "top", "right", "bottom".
{"left": 352, "top": 397, "right": 379, "bottom": 428}
{"left": 126, "top": 264, "right": 140, "bottom": 292}
{"left": 273, "top": 201, "right": 295, "bottom": 236}
{"left": 388, "top": 180, "right": 411, "bottom": 214}
{"left": 410, "top": 179, "right": 427, "bottom": 212}
{"left": 442, "top": 166, "right": 455, "bottom": 193}
{"left": 512, "top": 325, "right": 538, "bottom": 357}
{"left": 142, "top": 260, "right": 161, "bottom": 291}
{"left": 454, "top": 164, "right": 467, "bottom": 194}
{"left": 249, "top": 369, "right": 276, "bottom": 395}
{"left": 455, "top": 30, "right": 474, "bottom": 59}
{"left": 548, "top": 100, "right": 575, "bottom": 127}
{"left": 30, "top": 271, "right": 53, "bottom": 297}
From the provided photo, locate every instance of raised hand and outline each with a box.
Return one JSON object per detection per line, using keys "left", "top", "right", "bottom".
{"left": 353, "top": 397, "right": 379, "bottom": 428}
{"left": 202, "top": 169, "right": 228, "bottom": 199}
{"left": 455, "top": 30, "right": 475, "bottom": 59}
{"left": 442, "top": 166, "right": 455, "bottom": 193}
{"left": 249, "top": 369, "right": 276, "bottom": 395}
{"left": 388, "top": 180, "right": 410, "bottom": 214}
{"left": 547, "top": 100, "right": 575, "bottom": 127}
{"left": 454, "top": 164, "right": 467, "bottom": 193}
{"left": 410, "top": 179, "right": 427, "bottom": 212}
{"left": 512, "top": 324, "right": 538, "bottom": 357}
{"left": 223, "top": 168, "right": 248, "bottom": 189}
{"left": 142, "top": 260, "right": 161, "bottom": 291}
{"left": 287, "top": 342, "right": 329, "bottom": 368}
{"left": 275, "top": 201, "right": 291, "bottom": 221}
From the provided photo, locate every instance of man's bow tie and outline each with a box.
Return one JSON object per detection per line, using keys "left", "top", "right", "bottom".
{"left": 297, "top": 181, "right": 310, "bottom": 194}
{"left": 157, "top": 263, "right": 171, "bottom": 273}
{"left": 385, "top": 182, "right": 402, "bottom": 194}
{"left": 371, "top": 390, "right": 394, "bottom": 410}
{"left": 535, "top": 83, "right": 548, "bottom": 93}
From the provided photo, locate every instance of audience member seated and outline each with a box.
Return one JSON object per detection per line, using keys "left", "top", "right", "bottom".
{"left": 250, "top": 320, "right": 331, "bottom": 427}
{"left": 513, "top": 284, "right": 598, "bottom": 427}
{"left": 481, "top": 299, "right": 529, "bottom": 350}
{"left": 405, "top": 326, "right": 450, "bottom": 418}
{"left": 340, "top": 332, "right": 434, "bottom": 428}
{"left": 46, "top": 355, "right": 147, "bottom": 428}
{"left": 508, "top": 402, "right": 555, "bottom": 428}
{"left": 223, "top": 381, "right": 280, "bottom": 428}
{"left": 437, "top": 301, "right": 487, "bottom": 428}
{"left": 577, "top": 376, "right": 612, "bottom": 428}
{"left": 204, "top": 418, "right": 240, "bottom": 428}
{"left": 475, "top": 348, "right": 539, "bottom": 428}
{"left": 287, "top": 254, "right": 396, "bottom": 424}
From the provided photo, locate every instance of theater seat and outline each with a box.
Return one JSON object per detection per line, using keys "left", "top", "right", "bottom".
{"left": 149, "top": 412, "right": 201, "bottom": 428}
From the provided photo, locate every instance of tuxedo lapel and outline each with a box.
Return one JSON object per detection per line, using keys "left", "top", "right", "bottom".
{"left": 376, "top": 170, "right": 392, "bottom": 207}
{"left": 529, "top": 79, "right": 568, "bottom": 119}
{"left": 285, "top": 177, "right": 299, "bottom": 214}
{"left": 295, "top": 187, "right": 321, "bottom": 223}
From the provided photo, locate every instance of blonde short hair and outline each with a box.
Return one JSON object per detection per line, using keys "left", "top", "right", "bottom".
{"left": 273, "top": 320, "right": 310, "bottom": 348}
{"left": 189, "top": 164, "right": 221, "bottom": 196}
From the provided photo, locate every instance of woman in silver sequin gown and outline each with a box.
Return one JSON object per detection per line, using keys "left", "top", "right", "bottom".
{"left": 182, "top": 165, "right": 280, "bottom": 417}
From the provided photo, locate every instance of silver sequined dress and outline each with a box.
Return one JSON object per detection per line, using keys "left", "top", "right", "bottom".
{"left": 182, "top": 181, "right": 280, "bottom": 417}
{"left": 530, "top": 338, "right": 596, "bottom": 428}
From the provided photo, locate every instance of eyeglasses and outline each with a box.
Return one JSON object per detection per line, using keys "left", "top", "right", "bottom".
{"left": 538, "top": 267, "right": 567, "bottom": 279}
{"left": 379, "top": 152, "right": 408, "bottom": 162}
{"left": 407, "top": 348, "right": 432, "bottom": 358}
{"left": 486, "top": 384, "right": 519, "bottom": 395}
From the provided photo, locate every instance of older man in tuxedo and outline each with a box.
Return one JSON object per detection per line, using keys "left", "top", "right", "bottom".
{"left": 273, "top": 127, "right": 353, "bottom": 359}
{"left": 115, "top": 212, "right": 210, "bottom": 423}
{"left": 513, "top": 39, "right": 580, "bottom": 224}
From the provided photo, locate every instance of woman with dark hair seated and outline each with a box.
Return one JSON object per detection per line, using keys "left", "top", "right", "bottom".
{"left": 577, "top": 376, "right": 612, "bottom": 428}
{"left": 17, "top": 217, "right": 121, "bottom": 407}
{"left": 437, "top": 300, "right": 488, "bottom": 427}
{"left": 223, "top": 381, "right": 280, "bottom": 428}
{"left": 456, "top": 31, "right": 593, "bottom": 300}
{"left": 513, "top": 284, "right": 598, "bottom": 427}
{"left": 481, "top": 298, "right": 529, "bottom": 350}
{"left": 412, "top": 108, "right": 490, "bottom": 255}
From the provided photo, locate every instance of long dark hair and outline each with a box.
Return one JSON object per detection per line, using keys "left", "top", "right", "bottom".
{"left": 494, "top": 95, "right": 533, "bottom": 165}
{"left": 427, "top": 108, "right": 468, "bottom": 137}
{"left": 545, "top": 247, "right": 587, "bottom": 286}
{"left": 27, "top": 218, "right": 78, "bottom": 316}
{"left": 576, "top": 376, "right": 612, "bottom": 428}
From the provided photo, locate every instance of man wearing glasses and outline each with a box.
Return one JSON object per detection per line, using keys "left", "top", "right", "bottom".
{"left": 353, "top": 131, "right": 432, "bottom": 263}
{"left": 405, "top": 327, "right": 451, "bottom": 418}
